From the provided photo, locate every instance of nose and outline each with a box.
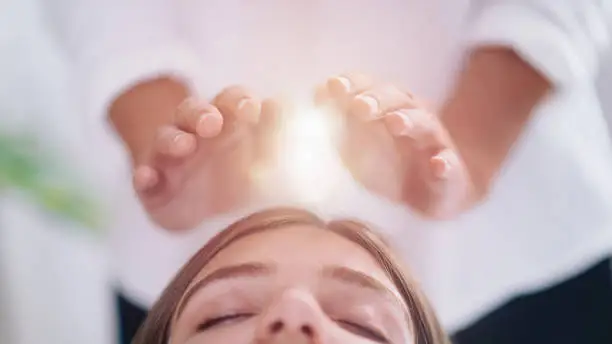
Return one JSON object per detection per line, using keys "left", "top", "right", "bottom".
{"left": 256, "top": 289, "right": 325, "bottom": 344}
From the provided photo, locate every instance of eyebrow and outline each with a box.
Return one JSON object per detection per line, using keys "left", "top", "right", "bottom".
{"left": 174, "top": 263, "right": 396, "bottom": 321}
{"left": 324, "top": 266, "right": 409, "bottom": 323}
{"left": 175, "top": 262, "right": 273, "bottom": 318}
{"left": 323, "top": 265, "right": 393, "bottom": 296}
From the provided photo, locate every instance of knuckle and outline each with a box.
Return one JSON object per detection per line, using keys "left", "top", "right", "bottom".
{"left": 176, "top": 97, "right": 210, "bottom": 119}
{"left": 177, "top": 96, "right": 200, "bottom": 112}
{"left": 219, "top": 85, "right": 251, "bottom": 100}
{"left": 158, "top": 125, "right": 178, "bottom": 140}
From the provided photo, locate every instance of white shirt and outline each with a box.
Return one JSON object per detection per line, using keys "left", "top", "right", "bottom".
{"left": 598, "top": 60, "right": 612, "bottom": 134}
{"left": 45, "top": 0, "right": 612, "bottom": 331}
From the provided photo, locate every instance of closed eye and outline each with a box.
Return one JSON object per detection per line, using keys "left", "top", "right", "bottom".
{"left": 336, "top": 319, "right": 389, "bottom": 343}
{"left": 197, "top": 313, "right": 254, "bottom": 332}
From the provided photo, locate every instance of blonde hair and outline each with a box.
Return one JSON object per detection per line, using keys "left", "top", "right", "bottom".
{"left": 133, "top": 207, "right": 450, "bottom": 344}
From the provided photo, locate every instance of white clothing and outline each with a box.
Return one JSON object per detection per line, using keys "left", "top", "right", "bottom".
{"left": 598, "top": 59, "right": 612, "bottom": 135}
{"left": 45, "top": 0, "right": 612, "bottom": 331}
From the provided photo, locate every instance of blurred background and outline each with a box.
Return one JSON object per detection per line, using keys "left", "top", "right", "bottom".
{"left": 1, "top": 0, "right": 114, "bottom": 343}
{"left": 0, "top": 1, "right": 611, "bottom": 344}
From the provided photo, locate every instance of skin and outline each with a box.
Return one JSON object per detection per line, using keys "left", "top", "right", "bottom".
{"left": 168, "top": 225, "right": 412, "bottom": 344}
{"left": 111, "top": 46, "right": 549, "bottom": 228}
{"left": 320, "top": 46, "right": 551, "bottom": 218}
{"left": 109, "top": 79, "right": 279, "bottom": 230}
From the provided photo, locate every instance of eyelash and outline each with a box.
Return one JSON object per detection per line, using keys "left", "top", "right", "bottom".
{"left": 197, "top": 314, "right": 389, "bottom": 343}
{"left": 197, "top": 313, "right": 254, "bottom": 332}
{"left": 336, "top": 320, "right": 390, "bottom": 343}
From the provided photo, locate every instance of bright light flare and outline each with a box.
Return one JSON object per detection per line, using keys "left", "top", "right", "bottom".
{"left": 275, "top": 106, "right": 345, "bottom": 202}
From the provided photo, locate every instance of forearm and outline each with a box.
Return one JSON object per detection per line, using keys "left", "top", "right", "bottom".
{"left": 440, "top": 46, "right": 551, "bottom": 196}
{"left": 109, "top": 77, "right": 189, "bottom": 165}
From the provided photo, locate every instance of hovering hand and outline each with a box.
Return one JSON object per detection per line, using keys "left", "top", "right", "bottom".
{"left": 133, "top": 86, "right": 279, "bottom": 230}
{"left": 316, "top": 73, "right": 475, "bottom": 219}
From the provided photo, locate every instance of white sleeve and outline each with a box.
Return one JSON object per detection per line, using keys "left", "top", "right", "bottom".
{"left": 43, "top": 0, "right": 203, "bottom": 123}
{"left": 465, "top": 0, "right": 612, "bottom": 87}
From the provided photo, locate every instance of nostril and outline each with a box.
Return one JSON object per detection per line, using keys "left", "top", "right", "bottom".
{"left": 269, "top": 320, "right": 284, "bottom": 334}
{"left": 301, "top": 325, "right": 314, "bottom": 337}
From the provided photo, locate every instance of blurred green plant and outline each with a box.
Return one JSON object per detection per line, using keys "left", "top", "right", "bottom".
{"left": 0, "top": 132, "right": 102, "bottom": 232}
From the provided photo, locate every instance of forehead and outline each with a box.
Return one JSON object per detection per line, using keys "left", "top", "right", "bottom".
{"left": 195, "top": 224, "right": 397, "bottom": 290}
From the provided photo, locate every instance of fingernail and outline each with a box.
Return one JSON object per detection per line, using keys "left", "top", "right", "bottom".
{"left": 336, "top": 77, "right": 352, "bottom": 94}
{"left": 353, "top": 95, "right": 379, "bottom": 120}
{"left": 237, "top": 98, "right": 260, "bottom": 123}
{"left": 172, "top": 133, "right": 194, "bottom": 154}
{"left": 384, "top": 110, "right": 414, "bottom": 136}
{"left": 328, "top": 76, "right": 352, "bottom": 97}
{"left": 431, "top": 150, "right": 456, "bottom": 179}
{"left": 197, "top": 112, "right": 223, "bottom": 138}
{"left": 237, "top": 98, "right": 250, "bottom": 112}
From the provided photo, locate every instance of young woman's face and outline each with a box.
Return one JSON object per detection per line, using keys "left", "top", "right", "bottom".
{"left": 169, "top": 225, "right": 412, "bottom": 344}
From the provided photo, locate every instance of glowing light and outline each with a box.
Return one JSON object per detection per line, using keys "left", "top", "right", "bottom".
{"left": 275, "top": 105, "right": 345, "bottom": 202}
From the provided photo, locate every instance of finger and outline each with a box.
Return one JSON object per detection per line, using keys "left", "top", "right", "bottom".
{"left": 258, "top": 98, "right": 282, "bottom": 134}
{"left": 255, "top": 98, "right": 282, "bottom": 153}
{"left": 314, "top": 83, "right": 331, "bottom": 107}
{"left": 430, "top": 148, "right": 459, "bottom": 180}
{"left": 154, "top": 125, "right": 197, "bottom": 158}
{"left": 253, "top": 98, "right": 283, "bottom": 173}
{"left": 383, "top": 109, "right": 446, "bottom": 151}
{"left": 212, "top": 85, "right": 262, "bottom": 124}
{"left": 349, "top": 84, "right": 417, "bottom": 121}
{"left": 175, "top": 97, "right": 224, "bottom": 138}
{"left": 133, "top": 165, "right": 160, "bottom": 193}
{"left": 326, "top": 72, "right": 374, "bottom": 99}
{"left": 384, "top": 108, "right": 457, "bottom": 203}
{"left": 427, "top": 149, "right": 470, "bottom": 218}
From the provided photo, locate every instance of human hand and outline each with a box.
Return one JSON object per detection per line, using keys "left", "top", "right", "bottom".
{"left": 316, "top": 73, "right": 476, "bottom": 219}
{"left": 132, "top": 86, "right": 279, "bottom": 230}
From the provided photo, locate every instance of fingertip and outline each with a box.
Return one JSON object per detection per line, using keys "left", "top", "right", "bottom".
{"left": 196, "top": 111, "right": 224, "bottom": 138}
{"left": 384, "top": 110, "right": 414, "bottom": 136}
{"left": 177, "top": 96, "right": 208, "bottom": 115}
{"left": 156, "top": 126, "right": 196, "bottom": 157}
{"left": 426, "top": 150, "right": 469, "bottom": 220}
{"left": 170, "top": 131, "right": 197, "bottom": 156}
{"left": 430, "top": 155, "right": 451, "bottom": 180}
{"left": 327, "top": 76, "right": 352, "bottom": 97}
{"left": 237, "top": 98, "right": 261, "bottom": 124}
{"left": 350, "top": 94, "right": 379, "bottom": 120}
{"left": 176, "top": 97, "right": 216, "bottom": 134}
{"left": 133, "top": 165, "right": 159, "bottom": 192}
{"left": 430, "top": 149, "right": 458, "bottom": 180}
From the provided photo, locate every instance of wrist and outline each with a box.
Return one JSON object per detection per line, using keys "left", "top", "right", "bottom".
{"left": 440, "top": 46, "right": 550, "bottom": 198}
{"left": 440, "top": 102, "right": 496, "bottom": 201}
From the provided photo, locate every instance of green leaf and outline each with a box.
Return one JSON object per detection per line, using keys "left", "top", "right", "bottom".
{"left": 0, "top": 131, "right": 103, "bottom": 232}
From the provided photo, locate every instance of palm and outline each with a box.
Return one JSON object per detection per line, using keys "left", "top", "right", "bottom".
{"left": 141, "top": 125, "right": 256, "bottom": 230}
{"left": 134, "top": 90, "right": 280, "bottom": 231}
{"left": 320, "top": 73, "right": 473, "bottom": 219}
{"left": 340, "top": 116, "right": 405, "bottom": 202}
